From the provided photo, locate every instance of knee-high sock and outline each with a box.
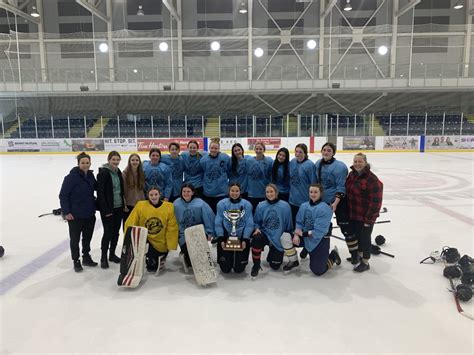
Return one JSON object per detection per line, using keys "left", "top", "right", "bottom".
{"left": 280, "top": 232, "right": 297, "bottom": 262}
{"left": 345, "top": 233, "right": 358, "bottom": 255}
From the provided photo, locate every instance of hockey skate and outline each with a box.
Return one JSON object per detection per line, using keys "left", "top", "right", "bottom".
{"left": 250, "top": 264, "right": 262, "bottom": 280}
{"left": 155, "top": 256, "right": 166, "bottom": 276}
{"left": 329, "top": 246, "right": 342, "bottom": 266}
{"left": 283, "top": 260, "right": 300, "bottom": 273}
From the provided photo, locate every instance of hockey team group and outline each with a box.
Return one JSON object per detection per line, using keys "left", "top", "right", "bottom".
{"left": 59, "top": 138, "right": 383, "bottom": 285}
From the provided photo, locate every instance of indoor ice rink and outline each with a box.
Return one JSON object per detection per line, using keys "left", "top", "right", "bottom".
{"left": 1, "top": 0, "right": 474, "bottom": 354}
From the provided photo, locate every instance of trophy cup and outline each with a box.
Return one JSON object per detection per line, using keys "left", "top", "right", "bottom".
{"left": 223, "top": 209, "right": 245, "bottom": 251}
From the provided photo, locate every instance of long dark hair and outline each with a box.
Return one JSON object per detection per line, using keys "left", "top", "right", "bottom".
{"left": 187, "top": 140, "right": 201, "bottom": 158}
{"left": 231, "top": 143, "right": 245, "bottom": 175}
{"left": 272, "top": 147, "right": 290, "bottom": 184}
{"left": 124, "top": 153, "right": 145, "bottom": 190}
{"left": 295, "top": 143, "right": 308, "bottom": 161}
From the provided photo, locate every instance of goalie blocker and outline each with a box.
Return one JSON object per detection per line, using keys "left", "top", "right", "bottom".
{"left": 117, "top": 226, "right": 148, "bottom": 288}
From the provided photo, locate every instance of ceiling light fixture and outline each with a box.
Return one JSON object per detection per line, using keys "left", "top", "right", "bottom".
{"left": 210, "top": 41, "right": 220, "bottom": 51}
{"left": 137, "top": 5, "right": 144, "bottom": 16}
{"left": 453, "top": 1, "right": 464, "bottom": 9}
{"left": 344, "top": 0, "right": 352, "bottom": 11}
{"left": 99, "top": 43, "right": 109, "bottom": 53}
{"left": 30, "top": 5, "right": 40, "bottom": 18}
{"left": 378, "top": 45, "right": 388, "bottom": 55}
{"left": 254, "top": 47, "right": 264, "bottom": 57}
{"left": 159, "top": 42, "right": 169, "bottom": 51}
{"left": 238, "top": 2, "right": 247, "bottom": 14}
{"left": 307, "top": 39, "right": 317, "bottom": 49}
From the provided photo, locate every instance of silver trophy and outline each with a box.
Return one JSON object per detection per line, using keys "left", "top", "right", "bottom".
{"left": 223, "top": 209, "right": 246, "bottom": 251}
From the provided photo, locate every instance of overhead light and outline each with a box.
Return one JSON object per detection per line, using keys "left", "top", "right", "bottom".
{"left": 159, "top": 42, "right": 169, "bottom": 51}
{"left": 307, "top": 39, "right": 317, "bottom": 50}
{"left": 254, "top": 47, "right": 264, "bottom": 57}
{"left": 453, "top": 1, "right": 463, "bottom": 9}
{"left": 344, "top": 0, "right": 352, "bottom": 11}
{"left": 133, "top": 69, "right": 138, "bottom": 73}
{"left": 378, "top": 45, "right": 388, "bottom": 55}
{"left": 210, "top": 41, "right": 220, "bottom": 51}
{"left": 30, "top": 5, "right": 40, "bottom": 18}
{"left": 99, "top": 43, "right": 109, "bottom": 53}
{"left": 137, "top": 5, "right": 144, "bottom": 16}
{"left": 238, "top": 2, "right": 247, "bottom": 14}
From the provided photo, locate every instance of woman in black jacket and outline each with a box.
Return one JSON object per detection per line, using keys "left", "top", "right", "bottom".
{"left": 97, "top": 151, "right": 125, "bottom": 269}
{"left": 59, "top": 152, "right": 97, "bottom": 272}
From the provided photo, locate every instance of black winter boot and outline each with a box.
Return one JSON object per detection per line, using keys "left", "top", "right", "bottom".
{"left": 82, "top": 254, "right": 98, "bottom": 267}
{"left": 73, "top": 260, "right": 83, "bottom": 272}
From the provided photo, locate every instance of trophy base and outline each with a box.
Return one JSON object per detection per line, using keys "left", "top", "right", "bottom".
{"left": 222, "top": 238, "right": 245, "bottom": 251}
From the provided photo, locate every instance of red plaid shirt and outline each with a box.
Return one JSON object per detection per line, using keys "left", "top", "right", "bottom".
{"left": 345, "top": 166, "right": 383, "bottom": 225}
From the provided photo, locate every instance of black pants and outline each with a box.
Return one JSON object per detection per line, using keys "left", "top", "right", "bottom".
{"left": 217, "top": 238, "right": 250, "bottom": 273}
{"left": 146, "top": 243, "right": 168, "bottom": 271}
{"left": 100, "top": 207, "right": 123, "bottom": 256}
{"left": 290, "top": 203, "right": 300, "bottom": 227}
{"left": 248, "top": 196, "right": 265, "bottom": 213}
{"left": 302, "top": 237, "right": 331, "bottom": 276}
{"left": 352, "top": 221, "right": 374, "bottom": 260}
{"left": 251, "top": 233, "right": 284, "bottom": 270}
{"left": 195, "top": 186, "right": 204, "bottom": 198}
{"left": 180, "top": 242, "right": 192, "bottom": 267}
{"left": 202, "top": 194, "right": 226, "bottom": 215}
{"left": 67, "top": 216, "right": 96, "bottom": 261}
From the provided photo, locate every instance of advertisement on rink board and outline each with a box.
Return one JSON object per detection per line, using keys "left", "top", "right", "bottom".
{"left": 6, "top": 140, "right": 40, "bottom": 152}
{"left": 424, "top": 135, "right": 473, "bottom": 150}
{"left": 459, "top": 136, "right": 474, "bottom": 149}
{"left": 103, "top": 138, "right": 137, "bottom": 151}
{"left": 71, "top": 139, "right": 105, "bottom": 152}
{"left": 40, "top": 139, "right": 72, "bottom": 152}
{"left": 247, "top": 138, "right": 282, "bottom": 151}
{"left": 219, "top": 138, "right": 242, "bottom": 151}
{"left": 137, "top": 138, "right": 204, "bottom": 152}
{"left": 383, "top": 136, "right": 419, "bottom": 150}
{"left": 343, "top": 136, "right": 376, "bottom": 150}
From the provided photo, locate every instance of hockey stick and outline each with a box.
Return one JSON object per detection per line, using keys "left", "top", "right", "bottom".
{"left": 329, "top": 235, "right": 395, "bottom": 258}
{"left": 333, "top": 220, "right": 391, "bottom": 229}
{"left": 38, "top": 212, "right": 55, "bottom": 218}
{"left": 333, "top": 207, "right": 387, "bottom": 220}
{"left": 447, "top": 277, "right": 474, "bottom": 320}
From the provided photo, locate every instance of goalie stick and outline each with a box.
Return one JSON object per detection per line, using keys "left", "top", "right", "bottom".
{"left": 329, "top": 234, "right": 395, "bottom": 258}
{"left": 447, "top": 277, "right": 474, "bottom": 320}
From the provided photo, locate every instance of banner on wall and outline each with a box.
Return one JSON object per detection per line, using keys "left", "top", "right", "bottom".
{"left": 459, "top": 136, "right": 474, "bottom": 149}
{"left": 6, "top": 140, "right": 40, "bottom": 152}
{"left": 104, "top": 138, "right": 137, "bottom": 151}
{"left": 247, "top": 138, "right": 282, "bottom": 151}
{"left": 71, "top": 139, "right": 105, "bottom": 152}
{"left": 40, "top": 139, "right": 72, "bottom": 152}
{"left": 383, "top": 136, "right": 419, "bottom": 150}
{"left": 137, "top": 138, "right": 204, "bottom": 152}
{"left": 343, "top": 136, "right": 375, "bottom": 150}
{"left": 219, "top": 138, "right": 242, "bottom": 151}
{"left": 425, "top": 136, "right": 460, "bottom": 149}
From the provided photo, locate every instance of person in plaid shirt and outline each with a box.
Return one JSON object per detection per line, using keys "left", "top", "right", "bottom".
{"left": 345, "top": 153, "right": 383, "bottom": 272}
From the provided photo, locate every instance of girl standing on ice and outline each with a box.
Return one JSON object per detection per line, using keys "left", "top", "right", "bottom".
{"left": 143, "top": 148, "right": 173, "bottom": 201}
{"left": 345, "top": 153, "right": 383, "bottom": 272}
{"left": 228, "top": 143, "right": 250, "bottom": 200}
{"left": 173, "top": 183, "right": 215, "bottom": 272}
{"left": 214, "top": 183, "right": 254, "bottom": 274}
{"left": 250, "top": 184, "right": 293, "bottom": 278}
{"left": 246, "top": 142, "right": 273, "bottom": 212}
{"left": 122, "top": 153, "right": 145, "bottom": 224}
{"left": 161, "top": 142, "right": 185, "bottom": 202}
{"left": 199, "top": 138, "right": 230, "bottom": 214}
{"left": 97, "top": 151, "right": 125, "bottom": 269}
{"left": 59, "top": 152, "right": 98, "bottom": 272}
{"left": 289, "top": 143, "right": 316, "bottom": 224}
{"left": 281, "top": 184, "right": 341, "bottom": 275}
{"left": 271, "top": 147, "right": 291, "bottom": 202}
{"left": 181, "top": 140, "right": 206, "bottom": 197}
{"left": 124, "top": 186, "right": 179, "bottom": 274}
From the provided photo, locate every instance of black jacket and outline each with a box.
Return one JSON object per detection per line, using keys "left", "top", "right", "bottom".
{"left": 97, "top": 166, "right": 124, "bottom": 215}
{"left": 59, "top": 167, "right": 97, "bottom": 219}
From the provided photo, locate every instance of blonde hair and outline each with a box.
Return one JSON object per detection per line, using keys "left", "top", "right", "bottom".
{"left": 354, "top": 152, "right": 371, "bottom": 169}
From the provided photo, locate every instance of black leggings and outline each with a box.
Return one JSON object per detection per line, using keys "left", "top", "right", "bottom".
{"left": 351, "top": 221, "right": 374, "bottom": 260}
{"left": 216, "top": 238, "right": 250, "bottom": 273}
{"left": 100, "top": 208, "right": 123, "bottom": 255}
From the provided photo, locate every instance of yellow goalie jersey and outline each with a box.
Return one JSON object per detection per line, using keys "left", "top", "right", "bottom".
{"left": 124, "top": 200, "right": 179, "bottom": 253}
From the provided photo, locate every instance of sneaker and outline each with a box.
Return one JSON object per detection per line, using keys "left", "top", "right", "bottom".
{"left": 109, "top": 253, "right": 121, "bottom": 263}
{"left": 300, "top": 249, "right": 308, "bottom": 259}
{"left": 250, "top": 264, "right": 262, "bottom": 279}
{"left": 82, "top": 254, "right": 98, "bottom": 267}
{"left": 329, "top": 246, "right": 341, "bottom": 266}
{"left": 100, "top": 259, "right": 109, "bottom": 269}
{"left": 73, "top": 260, "right": 83, "bottom": 272}
{"left": 353, "top": 262, "right": 370, "bottom": 273}
{"left": 283, "top": 260, "right": 300, "bottom": 273}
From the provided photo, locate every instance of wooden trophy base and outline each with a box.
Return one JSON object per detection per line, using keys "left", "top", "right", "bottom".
{"left": 222, "top": 238, "right": 244, "bottom": 251}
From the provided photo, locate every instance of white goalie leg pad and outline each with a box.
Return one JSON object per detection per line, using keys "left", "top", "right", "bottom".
{"left": 280, "top": 232, "right": 298, "bottom": 262}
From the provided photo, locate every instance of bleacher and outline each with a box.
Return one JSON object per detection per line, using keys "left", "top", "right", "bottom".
{"left": 8, "top": 116, "right": 97, "bottom": 139}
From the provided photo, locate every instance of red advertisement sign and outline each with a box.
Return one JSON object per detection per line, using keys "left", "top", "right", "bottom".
{"left": 247, "top": 138, "right": 282, "bottom": 150}
{"left": 137, "top": 138, "right": 204, "bottom": 152}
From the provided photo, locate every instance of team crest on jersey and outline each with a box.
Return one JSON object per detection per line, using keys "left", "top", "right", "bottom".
{"left": 183, "top": 209, "right": 196, "bottom": 229}
{"left": 249, "top": 166, "right": 263, "bottom": 181}
{"left": 149, "top": 170, "right": 164, "bottom": 187}
{"left": 290, "top": 170, "right": 301, "bottom": 186}
{"left": 187, "top": 160, "right": 200, "bottom": 175}
{"left": 303, "top": 211, "right": 313, "bottom": 230}
{"left": 263, "top": 210, "right": 280, "bottom": 230}
{"left": 145, "top": 217, "right": 164, "bottom": 234}
{"left": 206, "top": 165, "right": 221, "bottom": 181}
{"left": 171, "top": 164, "right": 182, "bottom": 179}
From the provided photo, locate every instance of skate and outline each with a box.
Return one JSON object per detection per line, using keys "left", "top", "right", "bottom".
{"left": 250, "top": 264, "right": 262, "bottom": 279}
{"left": 329, "top": 246, "right": 342, "bottom": 266}
{"left": 353, "top": 261, "right": 370, "bottom": 272}
{"left": 300, "top": 248, "right": 308, "bottom": 260}
{"left": 283, "top": 260, "right": 300, "bottom": 273}
{"left": 155, "top": 256, "right": 166, "bottom": 276}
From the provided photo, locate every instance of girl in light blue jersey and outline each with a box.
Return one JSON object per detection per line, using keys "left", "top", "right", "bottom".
{"left": 228, "top": 143, "right": 250, "bottom": 199}
{"left": 247, "top": 141, "right": 273, "bottom": 212}
{"left": 143, "top": 148, "right": 173, "bottom": 201}
{"left": 161, "top": 142, "right": 184, "bottom": 202}
{"left": 181, "top": 140, "right": 206, "bottom": 197}
{"left": 271, "top": 147, "right": 290, "bottom": 202}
